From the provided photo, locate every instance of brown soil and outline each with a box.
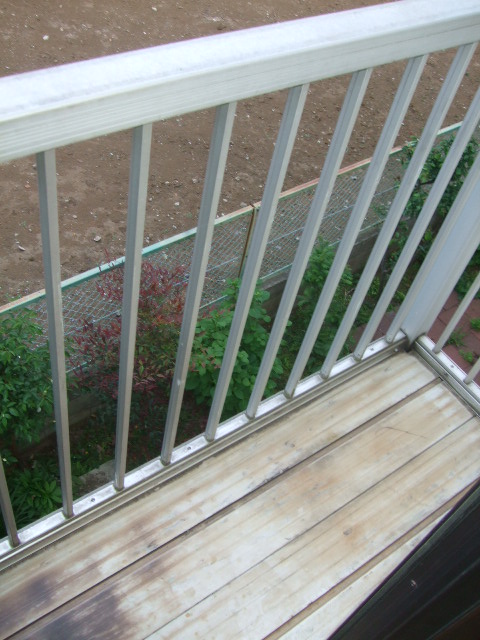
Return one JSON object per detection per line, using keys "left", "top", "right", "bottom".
{"left": 0, "top": 0, "right": 479, "bottom": 304}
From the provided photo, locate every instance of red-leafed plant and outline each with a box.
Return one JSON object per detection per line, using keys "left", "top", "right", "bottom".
{"left": 70, "top": 257, "right": 187, "bottom": 426}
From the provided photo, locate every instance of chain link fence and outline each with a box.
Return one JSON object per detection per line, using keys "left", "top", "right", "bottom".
{"left": 1, "top": 123, "right": 471, "bottom": 339}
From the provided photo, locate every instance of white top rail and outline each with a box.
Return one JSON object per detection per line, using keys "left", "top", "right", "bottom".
{"left": 0, "top": 0, "right": 479, "bottom": 162}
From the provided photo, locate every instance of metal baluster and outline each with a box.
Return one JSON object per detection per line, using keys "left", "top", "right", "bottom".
{"left": 437, "top": 267, "right": 480, "bottom": 383}
{"left": 0, "top": 457, "right": 19, "bottom": 547}
{"left": 114, "top": 124, "right": 152, "bottom": 491}
{"left": 246, "top": 70, "right": 372, "bottom": 418}
{"left": 161, "top": 103, "right": 236, "bottom": 465}
{"left": 389, "top": 151, "right": 480, "bottom": 343}
{"left": 204, "top": 84, "right": 309, "bottom": 441}
{"left": 37, "top": 150, "right": 73, "bottom": 518}
{"left": 465, "top": 354, "right": 480, "bottom": 385}
{"left": 434, "top": 271, "right": 480, "bottom": 354}
{"left": 286, "top": 71, "right": 414, "bottom": 394}
{"left": 447, "top": 272, "right": 480, "bottom": 385}
{"left": 355, "top": 44, "right": 477, "bottom": 357}
{"left": 319, "top": 56, "right": 427, "bottom": 377}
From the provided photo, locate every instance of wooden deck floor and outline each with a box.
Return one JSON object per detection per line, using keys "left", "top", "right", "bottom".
{"left": 1, "top": 351, "right": 480, "bottom": 639}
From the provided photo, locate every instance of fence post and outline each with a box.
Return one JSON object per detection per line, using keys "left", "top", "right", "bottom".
{"left": 238, "top": 205, "right": 258, "bottom": 278}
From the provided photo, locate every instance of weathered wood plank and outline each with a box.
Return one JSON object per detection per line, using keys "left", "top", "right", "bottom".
{"left": 0, "top": 353, "right": 434, "bottom": 638}
{"left": 17, "top": 381, "right": 477, "bottom": 639}
{"left": 277, "top": 492, "right": 473, "bottom": 640}
{"left": 151, "top": 420, "right": 480, "bottom": 639}
{"left": 276, "top": 519, "right": 443, "bottom": 640}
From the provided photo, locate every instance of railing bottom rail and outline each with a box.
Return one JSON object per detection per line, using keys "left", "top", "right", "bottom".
{"left": 415, "top": 336, "right": 480, "bottom": 415}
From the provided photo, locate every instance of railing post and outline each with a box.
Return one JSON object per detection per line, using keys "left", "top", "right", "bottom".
{"left": 332, "top": 45, "right": 477, "bottom": 366}
{"left": 161, "top": 102, "right": 236, "bottom": 465}
{"left": 114, "top": 124, "right": 152, "bottom": 491}
{"left": 37, "top": 149, "right": 73, "bottom": 519}
{"left": 204, "top": 84, "right": 309, "bottom": 441}
{"left": 433, "top": 272, "right": 480, "bottom": 354}
{"left": 391, "top": 153, "right": 480, "bottom": 343}
{"left": 0, "top": 458, "right": 19, "bottom": 547}
{"left": 319, "top": 54, "right": 427, "bottom": 378}
{"left": 246, "top": 70, "right": 371, "bottom": 417}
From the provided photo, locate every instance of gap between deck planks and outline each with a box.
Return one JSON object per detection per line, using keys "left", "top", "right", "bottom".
{"left": 1, "top": 351, "right": 479, "bottom": 639}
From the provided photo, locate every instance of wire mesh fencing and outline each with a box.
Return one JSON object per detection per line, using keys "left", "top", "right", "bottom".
{"left": 0, "top": 123, "right": 470, "bottom": 341}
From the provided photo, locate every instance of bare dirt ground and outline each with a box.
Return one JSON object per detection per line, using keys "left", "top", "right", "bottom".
{"left": 0, "top": 0, "right": 479, "bottom": 304}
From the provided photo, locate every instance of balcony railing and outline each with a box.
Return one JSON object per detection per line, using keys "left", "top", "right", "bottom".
{"left": 0, "top": 0, "right": 479, "bottom": 564}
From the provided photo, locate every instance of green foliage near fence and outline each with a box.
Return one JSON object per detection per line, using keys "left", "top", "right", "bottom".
{"left": 186, "top": 279, "right": 285, "bottom": 419}
{"left": 388, "top": 134, "right": 479, "bottom": 294}
{"left": 0, "top": 310, "right": 62, "bottom": 532}
{"left": 0, "top": 310, "right": 54, "bottom": 448}
{"left": 2, "top": 125, "right": 479, "bottom": 537}
{"left": 70, "top": 259, "right": 188, "bottom": 429}
{"left": 278, "top": 240, "right": 356, "bottom": 378}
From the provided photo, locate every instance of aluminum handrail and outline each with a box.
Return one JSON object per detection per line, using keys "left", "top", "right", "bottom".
{"left": 1, "top": 0, "right": 479, "bottom": 161}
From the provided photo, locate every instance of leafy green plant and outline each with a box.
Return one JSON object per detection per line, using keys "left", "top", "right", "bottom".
{"left": 0, "top": 309, "right": 54, "bottom": 453}
{"left": 456, "top": 249, "right": 480, "bottom": 299}
{"left": 470, "top": 318, "right": 480, "bottom": 331}
{"left": 401, "top": 135, "right": 478, "bottom": 223}
{"left": 459, "top": 349, "right": 476, "bottom": 365}
{"left": 447, "top": 328, "right": 467, "bottom": 348}
{"left": 8, "top": 459, "right": 62, "bottom": 529}
{"left": 186, "top": 280, "right": 284, "bottom": 419}
{"left": 282, "top": 239, "right": 354, "bottom": 374}
{"left": 388, "top": 135, "right": 479, "bottom": 280}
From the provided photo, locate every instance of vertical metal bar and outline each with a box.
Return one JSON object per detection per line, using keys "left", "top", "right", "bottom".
{"left": 246, "top": 69, "right": 372, "bottom": 418}
{"left": 465, "top": 355, "right": 480, "bottom": 385}
{"left": 433, "top": 271, "right": 480, "bottom": 353}
{"left": 114, "top": 124, "right": 152, "bottom": 490}
{"left": 204, "top": 84, "right": 309, "bottom": 441}
{"left": 161, "top": 102, "right": 236, "bottom": 465}
{"left": 37, "top": 150, "right": 73, "bottom": 518}
{"left": 390, "top": 152, "right": 480, "bottom": 343}
{"left": 286, "top": 72, "right": 415, "bottom": 394}
{"left": 319, "top": 56, "right": 427, "bottom": 377}
{"left": 0, "top": 457, "right": 19, "bottom": 547}
{"left": 355, "top": 44, "right": 477, "bottom": 357}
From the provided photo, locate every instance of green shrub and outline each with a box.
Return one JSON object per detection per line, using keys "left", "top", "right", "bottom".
{"left": 400, "top": 135, "right": 478, "bottom": 224}
{"left": 0, "top": 309, "right": 54, "bottom": 451}
{"left": 470, "top": 318, "right": 480, "bottom": 331}
{"left": 459, "top": 349, "right": 476, "bottom": 365}
{"left": 8, "top": 459, "right": 62, "bottom": 529}
{"left": 282, "top": 240, "right": 354, "bottom": 374}
{"left": 389, "top": 135, "right": 479, "bottom": 282}
{"left": 186, "top": 280, "right": 284, "bottom": 419}
{"left": 447, "top": 328, "right": 467, "bottom": 348}
{"left": 456, "top": 249, "right": 480, "bottom": 299}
